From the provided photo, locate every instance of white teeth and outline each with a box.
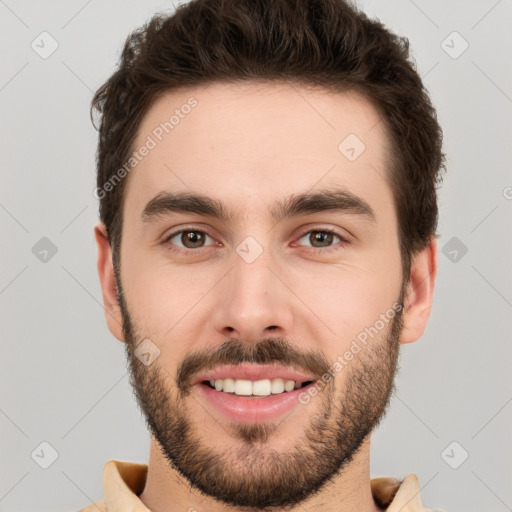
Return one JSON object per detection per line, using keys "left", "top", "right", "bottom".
{"left": 222, "top": 378, "right": 235, "bottom": 393}
{"left": 284, "top": 380, "right": 295, "bottom": 392}
{"left": 234, "top": 379, "right": 252, "bottom": 395}
{"left": 210, "top": 378, "right": 306, "bottom": 396}
{"left": 252, "top": 379, "right": 271, "bottom": 396}
{"left": 270, "top": 378, "right": 284, "bottom": 394}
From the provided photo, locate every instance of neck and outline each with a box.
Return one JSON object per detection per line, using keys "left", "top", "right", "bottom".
{"left": 139, "top": 435, "right": 381, "bottom": 512}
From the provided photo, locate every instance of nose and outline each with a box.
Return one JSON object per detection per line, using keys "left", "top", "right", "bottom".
{"left": 211, "top": 243, "right": 294, "bottom": 343}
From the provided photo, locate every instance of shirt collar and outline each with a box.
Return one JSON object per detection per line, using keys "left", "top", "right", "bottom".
{"left": 100, "top": 459, "right": 432, "bottom": 512}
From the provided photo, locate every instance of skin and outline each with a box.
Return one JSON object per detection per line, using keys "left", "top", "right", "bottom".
{"left": 95, "top": 82, "right": 437, "bottom": 512}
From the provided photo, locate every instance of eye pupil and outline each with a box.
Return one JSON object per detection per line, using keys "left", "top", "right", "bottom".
{"left": 311, "top": 231, "right": 333, "bottom": 247}
{"left": 182, "top": 231, "right": 204, "bottom": 248}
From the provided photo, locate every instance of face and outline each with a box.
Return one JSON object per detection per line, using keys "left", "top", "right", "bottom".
{"left": 112, "top": 82, "right": 408, "bottom": 508}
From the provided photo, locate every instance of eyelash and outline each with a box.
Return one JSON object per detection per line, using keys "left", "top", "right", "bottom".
{"left": 162, "top": 226, "right": 348, "bottom": 255}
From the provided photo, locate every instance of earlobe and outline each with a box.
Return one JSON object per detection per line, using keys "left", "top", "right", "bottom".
{"left": 400, "top": 238, "right": 438, "bottom": 344}
{"left": 94, "top": 222, "right": 125, "bottom": 342}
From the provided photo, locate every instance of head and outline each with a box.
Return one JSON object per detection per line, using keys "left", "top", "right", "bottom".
{"left": 93, "top": 0, "right": 444, "bottom": 508}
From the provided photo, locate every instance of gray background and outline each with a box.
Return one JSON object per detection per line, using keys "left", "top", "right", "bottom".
{"left": 1, "top": 1, "right": 511, "bottom": 511}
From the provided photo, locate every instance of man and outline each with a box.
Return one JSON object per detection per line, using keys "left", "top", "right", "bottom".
{"left": 82, "top": 0, "right": 445, "bottom": 510}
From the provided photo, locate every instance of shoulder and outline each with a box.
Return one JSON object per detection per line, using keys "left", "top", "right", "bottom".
{"left": 371, "top": 476, "right": 402, "bottom": 508}
{"left": 371, "top": 474, "right": 445, "bottom": 512}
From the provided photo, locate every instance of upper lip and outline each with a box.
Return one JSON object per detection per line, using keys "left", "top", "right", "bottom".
{"left": 193, "top": 363, "right": 317, "bottom": 385}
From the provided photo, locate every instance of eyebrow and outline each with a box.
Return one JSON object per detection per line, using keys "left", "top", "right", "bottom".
{"left": 141, "top": 188, "right": 376, "bottom": 225}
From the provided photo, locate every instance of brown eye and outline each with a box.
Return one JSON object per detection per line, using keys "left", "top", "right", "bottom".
{"left": 297, "top": 229, "right": 341, "bottom": 249}
{"left": 181, "top": 231, "right": 206, "bottom": 248}
{"left": 165, "top": 229, "right": 215, "bottom": 250}
{"left": 309, "top": 231, "right": 334, "bottom": 247}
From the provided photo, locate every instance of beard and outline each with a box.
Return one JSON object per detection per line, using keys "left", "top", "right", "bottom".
{"left": 116, "top": 275, "right": 404, "bottom": 511}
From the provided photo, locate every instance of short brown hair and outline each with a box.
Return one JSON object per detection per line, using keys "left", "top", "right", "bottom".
{"left": 91, "top": 0, "right": 445, "bottom": 283}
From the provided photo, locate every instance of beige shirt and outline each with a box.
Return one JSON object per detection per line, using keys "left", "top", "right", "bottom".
{"left": 78, "top": 460, "right": 443, "bottom": 512}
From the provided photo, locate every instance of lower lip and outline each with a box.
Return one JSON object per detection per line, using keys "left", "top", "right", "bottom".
{"left": 195, "top": 382, "right": 312, "bottom": 423}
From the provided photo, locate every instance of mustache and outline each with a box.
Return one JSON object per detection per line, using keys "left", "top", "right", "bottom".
{"left": 176, "top": 337, "right": 331, "bottom": 394}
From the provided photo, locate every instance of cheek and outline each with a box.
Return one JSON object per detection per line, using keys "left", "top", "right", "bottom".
{"left": 122, "top": 254, "right": 219, "bottom": 336}
{"left": 294, "top": 264, "right": 397, "bottom": 314}
{"left": 290, "top": 260, "right": 399, "bottom": 338}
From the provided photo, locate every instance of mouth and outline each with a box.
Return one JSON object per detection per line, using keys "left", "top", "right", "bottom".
{"left": 201, "top": 378, "right": 315, "bottom": 397}
{"left": 192, "top": 364, "right": 319, "bottom": 423}
{"left": 192, "top": 362, "right": 316, "bottom": 388}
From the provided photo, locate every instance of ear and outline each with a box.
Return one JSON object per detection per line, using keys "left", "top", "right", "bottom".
{"left": 94, "top": 222, "right": 125, "bottom": 342}
{"left": 400, "top": 238, "right": 438, "bottom": 344}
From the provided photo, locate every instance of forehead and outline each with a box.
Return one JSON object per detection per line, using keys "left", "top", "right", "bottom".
{"left": 124, "top": 81, "right": 393, "bottom": 224}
